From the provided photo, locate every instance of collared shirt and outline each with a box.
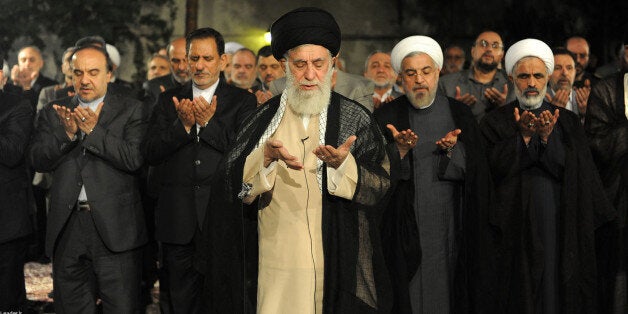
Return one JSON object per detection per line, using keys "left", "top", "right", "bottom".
{"left": 77, "top": 95, "right": 106, "bottom": 202}
{"left": 547, "top": 88, "right": 578, "bottom": 115}
{"left": 438, "top": 68, "right": 515, "bottom": 122}
{"left": 192, "top": 80, "right": 219, "bottom": 133}
{"left": 373, "top": 88, "right": 393, "bottom": 102}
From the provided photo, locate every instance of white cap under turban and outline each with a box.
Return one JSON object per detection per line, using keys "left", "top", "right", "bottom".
{"left": 391, "top": 35, "right": 443, "bottom": 73}
{"left": 225, "top": 41, "right": 245, "bottom": 54}
{"left": 105, "top": 44, "right": 121, "bottom": 68}
{"left": 504, "top": 38, "right": 554, "bottom": 76}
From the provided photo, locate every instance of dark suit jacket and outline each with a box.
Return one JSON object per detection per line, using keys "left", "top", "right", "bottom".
{"left": 0, "top": 90, "right": 33, "bottom": 243}
{"left": 29, "top": 90, "right": 148, "bottom": 257}
{"left": 142, "top": 79, "right": 256, "bottom": 244}
{"left": 142, "top": 74, "right": 182, "bottom": 108}
{"left": 8, "top": 74, "right": 58, "bottom": 109}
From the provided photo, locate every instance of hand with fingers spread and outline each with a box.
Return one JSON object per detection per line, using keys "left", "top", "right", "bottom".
{"left": 193, "top": 95, "right": 217, "bottom": 127}
{"left": 455, "top": 86, "right": 477, "bottom": 106}
{"left": 313, "top": 135, "right": 357, "bottom": 169}
{"left": 386, "top": 124, "right": 418, "bottom": 159}
{"left": 534, "top": 109, "right": 560, "bottom": 142}
{"left": 173, "top": 96, "right": 195, "bottom": 132}
{"left": 484, "top": 84, "right": 509, "bottom": 107}
{"left": 73, "top": 102, "right": 104, "bottom": 135}
{"left": 436, "top": 129, "right": 462, "bottom": 152}
{"left": 53, "top": 104, "right": 78, "bottom": 139}
{"left": 546, "top": 89, "right": 570, "bottom": 108}
{"left": 514, "top": 107, "right": 538, "bottom": 144}
{"left": 264, "top": 139, "right": 303, "bottom": 170}
{"left": 574, "top": 79, "right": 590, "bottom": 116}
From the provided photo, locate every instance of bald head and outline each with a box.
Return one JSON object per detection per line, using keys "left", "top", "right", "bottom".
{"left": 17, "top": 46, "right": 44, "bottom": 74}
{"left": 167, "top": 37, "right": 190, "bottom": 84}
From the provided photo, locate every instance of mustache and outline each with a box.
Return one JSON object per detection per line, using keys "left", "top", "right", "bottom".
{"left": 523, "top": 87, "right": 539, "bottom": 94}
{"left": 413, "top": 84, "right": 429, "bottom": 90}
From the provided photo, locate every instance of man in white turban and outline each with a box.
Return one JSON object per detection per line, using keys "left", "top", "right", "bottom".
{"left": 479, "top": 38, "right": 615, "bottom": 314}
{"left": 375, "top": 35, "right": 494, "bottom": 314}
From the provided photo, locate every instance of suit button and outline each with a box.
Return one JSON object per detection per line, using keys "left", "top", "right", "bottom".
{"left": 194, "top": 160, "right": 201, "bottom": 166}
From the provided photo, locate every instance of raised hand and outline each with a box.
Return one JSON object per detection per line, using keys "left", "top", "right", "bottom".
{"left": 313, "top": 135, "right": 357, "bottom": 169}
{"left": 173, "top": 96, "right": 195, "bottom": 132}
{"left": 436, "top": 129, "right": 462, "bottom": 151}
{"left": 514, "top": 107, "right": 537, "bottom": 144}
{"left": 574, "top": 79, "right": 590, "bottom": 116}
{"left": 53, "top": 104, "right": 78, "bottom": 139}
{"left": 264, "top": 139, "right": 302, "bottom": 170}
{"left": 386, "top": 124, "right": 418, "bottom": 159}
{"left": 534, "top": 109, "right": 560, "bottom": 142}
{"left": 193, "top": 95, "right": 216, "bottom": 127}
{"left": 484, "top": 83, "right": 509, "bottom": 107}
{"left": 73, "top": 102, "right": 104, "bottom": 135}
{"left": 455, "top": 86, "right": 477, "bottom": 106}
{"left": 546, "top": 89, "right": 570, "bottom": 108}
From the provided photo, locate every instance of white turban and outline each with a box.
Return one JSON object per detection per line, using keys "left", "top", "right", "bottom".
{"left": 391, "top": 35, "right": 443, "bottom": 73}
{"left": 105, "top": 44, "right": 121, "bottom": 67}
{"left": 225, "top": 41, "right": 245, "bottom": 54}
{"left": 504, "top": 38, "right": 554, "bottom": 76}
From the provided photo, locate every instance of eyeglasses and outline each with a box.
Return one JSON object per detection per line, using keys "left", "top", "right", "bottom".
{"left": 402, "top": 68, "right": 435, "bottom": 80}
{"left": 474, "top": 39, "right": 503, "bottom": 50}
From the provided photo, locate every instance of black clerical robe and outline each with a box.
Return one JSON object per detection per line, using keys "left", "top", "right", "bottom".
{"left": 195, "top": 92, "right": 393, "bottom": 313}
{"left": 480, "top": 100, "right": 616, "bottom": 313}
{"left": 584, "top": 70, "right": 628, "bottom": 312}
{"left": 374, "top": 95, "right": 496, "bottom": 314}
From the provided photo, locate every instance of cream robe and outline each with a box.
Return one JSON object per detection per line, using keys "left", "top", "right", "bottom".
{"left": 243, "top": 105, "right": 358, "bottom": 314}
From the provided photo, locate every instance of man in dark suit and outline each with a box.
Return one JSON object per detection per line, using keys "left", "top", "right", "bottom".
{"left": 0, "top": 60, "right": 34, "bottom": 313}
{"left": 29, "top": 44, "right": 148, "bottom": 313}
{"left": 8, "top": 46, "right": 58, "bottom": 108}
{"left": 142, "top": 37, "right": 191, "bottom": 107}
{"left": 142, "top": 27, "right": 256, "bottom": 313}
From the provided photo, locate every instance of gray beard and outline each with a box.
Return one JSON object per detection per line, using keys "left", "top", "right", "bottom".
{"left": 515, "top": 85, "right": 547, "bottom": 110}
{"left": 405, "top": 87, "right": 436, "bottom": 109}
{"left": 285, "top": 64, "right": 333, "bottom": 115}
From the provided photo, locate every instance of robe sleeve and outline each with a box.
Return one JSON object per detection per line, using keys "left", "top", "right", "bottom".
{"left": 327, "top": 152, "right": 358, "bottom": 199}
{"left": 242, "top": 146, "right": 277, "bottom": 203}
{"left": 438, "top": 141, "right": 466, "bottom": 181}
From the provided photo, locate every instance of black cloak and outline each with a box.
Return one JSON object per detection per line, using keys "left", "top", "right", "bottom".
{"left": 195, "top": 92, "right": 393, "bottom": 313}
{"left": 480, "top": 101, "right": 616, "bottom": 313}
{"left": 374, "top": 96, "right": 498, "bottom": 313}
{"left": 584, "top": 70, "right": 628, "bottom": 312}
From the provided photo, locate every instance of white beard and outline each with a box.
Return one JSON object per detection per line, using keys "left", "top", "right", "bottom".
{"left": 285, "top": 63, "right": 333, "bottom": 115}
{"left": 515, "top": 84, "right": 547, "bottom": 109}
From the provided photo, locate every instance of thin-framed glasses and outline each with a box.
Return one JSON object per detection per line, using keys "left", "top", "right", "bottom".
{"left": 474, "top": 39, "right": 503, "bottom": 50}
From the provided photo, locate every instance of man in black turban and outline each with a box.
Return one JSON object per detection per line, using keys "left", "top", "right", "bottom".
{"left": 196, "top": 6, "right": 393, "bottom": 314}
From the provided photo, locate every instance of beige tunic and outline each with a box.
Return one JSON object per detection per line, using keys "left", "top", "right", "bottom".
{"left": 243, "top": 105, "right": 357, "bottom": 314}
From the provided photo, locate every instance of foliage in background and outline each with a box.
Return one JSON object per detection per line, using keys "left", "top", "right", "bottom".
{"left": 0, "top": 0, "right": 176, "bottom": 85}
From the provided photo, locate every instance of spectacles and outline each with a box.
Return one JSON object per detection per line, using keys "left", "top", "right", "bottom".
{"left": 474, "top": 39, "right": 503, "bottom": 50}
{"left": 402, "top": 68, "right": 435, "bottom": 80}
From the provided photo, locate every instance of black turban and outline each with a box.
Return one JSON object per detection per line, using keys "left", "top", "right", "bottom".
{"left": 270, "top": 7, "right": 341, "bottom": 61}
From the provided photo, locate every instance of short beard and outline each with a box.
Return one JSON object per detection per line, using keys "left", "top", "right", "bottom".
{"left": 406, "top": 85, "right": 436, "bottom": 109}
{"left": 475, "top": 60, "right": 498, "bottom": 72}
{"left": 515, "top": 85, "right": 547, "bottom": 109}
{"left": 285, "top": 63, "right": 333, "bottom": 115}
